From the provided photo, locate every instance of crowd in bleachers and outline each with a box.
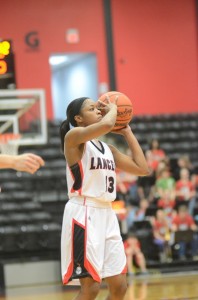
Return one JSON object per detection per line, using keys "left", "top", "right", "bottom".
{"left": 115, "top": 139, "right": 198, "bottom": 264}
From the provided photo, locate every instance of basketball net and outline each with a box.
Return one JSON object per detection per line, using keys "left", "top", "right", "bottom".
{"left": 0, "top": 133, "right": 21, "bottom": 155}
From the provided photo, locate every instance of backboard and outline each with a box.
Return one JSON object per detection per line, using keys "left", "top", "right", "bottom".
{"left": 0, "top": 89, "right": 47, "bottom": 146}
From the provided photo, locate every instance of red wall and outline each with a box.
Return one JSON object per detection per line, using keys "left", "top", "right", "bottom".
{"left": 111, "top": 0, "right": 198, "bottom": 114}
{"left": 1, "top": 0, "right": 108, "bottom": 119}
{"left": 1, "top": 0, "right": 198, "bottom": 117}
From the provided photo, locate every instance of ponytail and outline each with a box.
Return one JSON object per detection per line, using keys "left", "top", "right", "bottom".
{"left": 60, "top": 97, "right": 89, "bottom": 153}
{"left": 60, "top": 119, "right": 70, "bottom": 152}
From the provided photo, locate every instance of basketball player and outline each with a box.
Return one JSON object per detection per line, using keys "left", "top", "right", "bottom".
{"left": 0, "top": 153, "right": 44, "bottom": 174}
{"left": 60, "top": 97, "right": 149, "bottom": 300}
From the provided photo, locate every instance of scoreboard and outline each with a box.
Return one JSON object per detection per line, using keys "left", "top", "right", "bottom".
{"left": 0, "top": 40, "right": 16, "bottom": 89}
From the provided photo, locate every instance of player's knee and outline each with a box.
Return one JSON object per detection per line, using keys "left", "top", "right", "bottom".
{"left": 119, "top": 282, "right": 127, "bottom": 297}
{"left": 89, "top": 282, "right": 100, "bottom": 297}
{"left": 81, "top": 281, "right": 100, "bottom": 298}
{"left": 110, "top": 280, "right": 127, "bottom": 297}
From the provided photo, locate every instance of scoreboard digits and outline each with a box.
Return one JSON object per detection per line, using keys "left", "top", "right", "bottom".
{"left": 0, "top": 40, "right": 16, "bottom": 89}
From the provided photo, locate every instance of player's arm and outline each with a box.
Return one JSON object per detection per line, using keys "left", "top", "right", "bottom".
{"left": 65, "top": 101, "right": 117, "bottom": 148}
{"left": 0, "top": 153, "right": 45, "bottom": 174}
{"left": 109, "top": 126, "right": 150, "bottom": 176}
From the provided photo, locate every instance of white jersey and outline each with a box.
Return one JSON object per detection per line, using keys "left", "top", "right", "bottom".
{"left": 66, "top": 140, "right": 116, "bottom": 202}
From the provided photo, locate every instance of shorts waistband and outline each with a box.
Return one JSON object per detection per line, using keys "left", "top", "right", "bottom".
{"left": 69, "top": 197, "right": 112, "bottom": 208}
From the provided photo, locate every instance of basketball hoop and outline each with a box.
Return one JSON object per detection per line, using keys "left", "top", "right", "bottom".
{"left": 0, "top": 133, "right": 21, "bottom": 155}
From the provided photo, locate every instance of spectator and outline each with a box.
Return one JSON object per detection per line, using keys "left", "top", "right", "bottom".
{"left": 127, "top": 198, "right": 149, "bottom": 230}
{"left": 124, "top": 233, "right": 148, "bottom": 275}
{"left": 153, "top": 209, "right": 172, "bottom": 262}
{"left": 175, "top": 168, "right": 196, "bottom": 215}
{"left": 116, "top": 168, "right": 138, "bottom": 204}
{"left": 145, "top": 139, "right": 166, "bottom": 173}
{"left": 171, "top": 205, "right": 198, "bottom": 260}
{"left": 157, "top": 190, "right": 176, "bottom": 224}
{"left": 155, "top": 167, "right": 176, "bottom": 200}
{"left": 194, "top": 172, "right": 198, "bottom": 191}
{"left": 135, "top": 198, "right": 149, "bottom": 221}
{"left": 172, "top": 155, "right": 196, "bottom": 181}
{"left": 145, "top": 159, "right": 170, "bottom": 204}
{"left": 138, "top": 139, "right": 167, "bottom": 202}
{"left": 155, "top": 159, "right": 170, "bottom": 179}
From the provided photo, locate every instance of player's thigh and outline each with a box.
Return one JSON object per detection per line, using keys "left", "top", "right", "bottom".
{"left": 102, "top": 210, "right": 126, "bottom": 277}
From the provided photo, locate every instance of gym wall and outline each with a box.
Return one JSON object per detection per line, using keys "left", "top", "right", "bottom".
{"left": 1, "top": 0, "right": 198, "bottom": 118}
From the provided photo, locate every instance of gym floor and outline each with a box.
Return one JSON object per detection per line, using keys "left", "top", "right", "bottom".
{"left": 1, "top": 272, "right": 198, "bottom": 300}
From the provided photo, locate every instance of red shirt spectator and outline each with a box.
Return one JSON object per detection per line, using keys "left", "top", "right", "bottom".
{"left": 158, "top": 198, "right": 175, "bottom": 209}
{"left": 153, "top": 219, "right": 169, "bottom": 239}
{"left": 146, "top": 149, "right": 166, "bottom": 171}
{"left": 153, "top": 210, "right": 170, "bottom": 240}
{"left": 172, "top": 214, "right": 195, "bottom": 230}
{"left": 171, "top": 205, "right": 197, "bottom": 260}
{"left": 146, "top": 139, "right": 166, "bottom": 172}
{"left": 176, "top": 180, "right": 195, "bottom": 201}
{"left": 124, "top": 237, "right": 141, "bottom": 251}
{"left": 171, "top": 205, "right": 196, "bottom": 231}
{"left": 175, "top": 167, "right": 196, "bottom": 201}
{"left": 124, "top": 234, "right": 148, "bottom": 274}
{"left": 116, "top": 169, "right": 137, "bottom": 194}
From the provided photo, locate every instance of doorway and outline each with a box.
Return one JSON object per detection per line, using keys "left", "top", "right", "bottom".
{"left": 49, "top": 53, "right": 98, "bottom": 120}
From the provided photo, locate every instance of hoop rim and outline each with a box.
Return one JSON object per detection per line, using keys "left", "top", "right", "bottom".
{"left": 0, "top": 133, "right": 21, "bottom": 144}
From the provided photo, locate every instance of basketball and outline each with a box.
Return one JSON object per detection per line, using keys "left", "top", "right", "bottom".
{"left": 98, "top": 91, "right": 133, "bottom": 130}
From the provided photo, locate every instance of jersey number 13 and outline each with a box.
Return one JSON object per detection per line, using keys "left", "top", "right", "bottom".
{"left": 105, "top": 176, "right": 114, "bottom": 193}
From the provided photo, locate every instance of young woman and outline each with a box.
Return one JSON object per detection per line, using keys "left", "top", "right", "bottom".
{"left": 60, "top": 96, "right": 149, "bottom": 300}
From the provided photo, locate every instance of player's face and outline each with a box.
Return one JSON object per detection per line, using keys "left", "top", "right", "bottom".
{"left": 79, "top": 99, "right": 102, "bottom": 126}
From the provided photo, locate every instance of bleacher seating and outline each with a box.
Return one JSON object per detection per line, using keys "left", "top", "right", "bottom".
{"left": 110, "top": 113, "right": 198, "bottom": 167}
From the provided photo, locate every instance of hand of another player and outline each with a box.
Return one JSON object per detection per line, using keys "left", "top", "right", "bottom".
{"left": 13, "top": 153, "right": 45, "bottom": 174}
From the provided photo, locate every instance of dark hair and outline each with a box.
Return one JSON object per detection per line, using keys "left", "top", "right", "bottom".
{"left": 60, "top": 97, "right": 89, "bottom": 152}
{"left": 149, "top": 138, "right": 160, "bottom": 149}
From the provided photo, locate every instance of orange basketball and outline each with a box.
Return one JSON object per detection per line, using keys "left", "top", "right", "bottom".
{"left": 98, "top": 91, "right": 133, "bottom": 130}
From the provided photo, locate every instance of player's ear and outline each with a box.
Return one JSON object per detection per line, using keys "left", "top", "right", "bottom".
{"left": 74, "top": 115, "right": 82, "bottom": 124}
